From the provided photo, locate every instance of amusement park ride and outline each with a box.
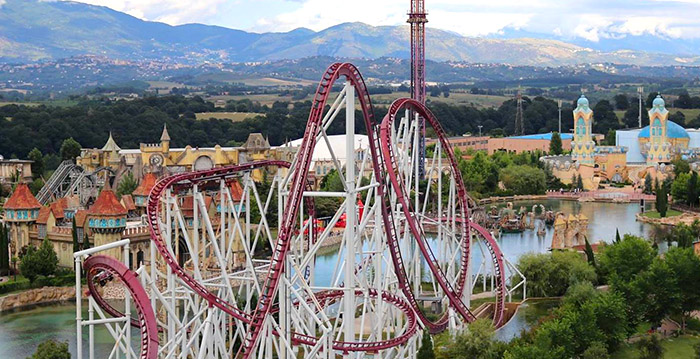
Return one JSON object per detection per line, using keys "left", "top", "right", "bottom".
{"left": 72, "top": 2, "right": 526, "bottom": 359}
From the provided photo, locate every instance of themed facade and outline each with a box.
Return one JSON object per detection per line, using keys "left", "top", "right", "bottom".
{"left": 542, "top": 95, "right": 693, "bottom": 190}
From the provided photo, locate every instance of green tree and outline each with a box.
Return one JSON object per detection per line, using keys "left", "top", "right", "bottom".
{"left": 586, "top": 291, "right": 629, "bottom": 351}
{"left": 688, "top": 171, "right": 699, "bottom": 206}
{"left": 644, "top": 173, "right": 653, "bottom": 194}
{"left": 637, "top": 334, "right": 664, "bottom": 359}
{"left": 27, "top": 148, "right": 44, "bottom": 180}
{"left": 116, "top": 172, "right": 138, "bottom": 197}
{"left": 655, "top": 185, "right": 668, "bottom": 217}
{"left": 517, "top": 251, "right": 596, "bottom": 297}
{"left": 615, "top": 228, "right": 621, "bottom": 243}
{"left": 582, "top": 341, "right": 609, "bottom": 359}
{"left": 436, "top": 319, "right": 501, "bottom": 359}
{"left": 671, "top": 172, "right": 690, "bottom": 205}
{"left": 72, "top": 219, "right": 80, "bottom": 253}
{"left": 599, "top": 235, "right": 655, "bottom": 283}
{"left": 593, "top": 100, "right": 620, "bottom": 133}
{"left": 584, "top": 238, "right": 596, "bottom": 268}
{"left": 672, "top": 158, "right": 690, "bottom": 177}
{"left": 82, "top": 233, "right": 90, "bottom": 250}
{"left": 19, "top": 245, "right": 41, "bottom": 283}
{"left": 602, "top": 129, "right": 616, "bottom": 146}
{"left": 623, "top": 103, "right": 649, "bottom": 128}
{"left": 664, "top": 247, "right": 700, "bottom": 330}
{"left": 28, "top": 339, "right": 70, "bottom": 359}
{"left": 59, "top": 137, "right": 81, "bottom": 162}
{"left": 499, "top": 165, "right": 547, "bottom": 195}
{"left": 29, "top": 178, "right": 44, "bottom": 196}
{"left": 577, "top": 174, "right": 584, "bottom": 191}
{"left": 0, "top": 224, "right": 9, "bottom": 275}
{"left": 417, "top": 330, "right": 435, "bottom": 359}
{"left": 549, "top": 132, "right": 563, "bottom": 155}
{"left": 634, "top": 258, "right": 680, "bottom": 326}
{"left": 614, "top": 94, "right": 629, "bottom": 110}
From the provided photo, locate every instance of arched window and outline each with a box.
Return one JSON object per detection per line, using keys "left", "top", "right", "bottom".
{"left": 577, "top": 118, "right": 585, "bottom": 136}
{"left": 652, "top": 119, "right": 662, "bottom": 139}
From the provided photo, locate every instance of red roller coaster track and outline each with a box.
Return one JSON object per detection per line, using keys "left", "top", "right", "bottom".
{"left": 87, "top": 62, "right": 507, "bottom": 359}
{"left": 83, "top": 255, "right": 159, "bottom": 359}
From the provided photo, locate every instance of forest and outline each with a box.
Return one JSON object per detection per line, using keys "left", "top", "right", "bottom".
{"left": 0, "top": 94, "right": 575, "bottom": 163}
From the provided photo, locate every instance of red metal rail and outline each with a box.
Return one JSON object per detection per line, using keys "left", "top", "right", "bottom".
{"left": 84, "top": 62, "right": 509, "bottom": 358}
{"left": 83, "top": 255, "right": 159, "bottom": 359}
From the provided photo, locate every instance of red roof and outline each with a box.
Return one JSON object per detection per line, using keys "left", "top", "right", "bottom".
{"left": 36, "top": 206, "right": 52, "bottom": 224}
{"left": 133, "top": 173, "right": 157, "bottom": 197}
{"left": 120, "top": 194, "right": 136, "bottom": 211}
{"left": 89, "top": 189, "right": 127, "bottom": 216}
{"left": 229, "top": 180, "right": 244, "bottom": 202}
{"left": 49, "top": 197, "right": 67, "bottom": 220}
{"left": 181, "top": 195, "right": 213, "bottom": 217}
{"left": 74, "top": 210, "right": 89, "bottom": 227}
{"left": 4, "top": 183, "right": 41, "bottom": 210}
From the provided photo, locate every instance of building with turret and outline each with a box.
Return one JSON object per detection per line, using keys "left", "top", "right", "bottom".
{"left": 3, "top": 183, "right": 41, "bottom": 258}
{"left": 542, "top": 94, "right": 700, "bottom": 190}
{"left": 78, "top": 126, "right": 295, "bottom": 182}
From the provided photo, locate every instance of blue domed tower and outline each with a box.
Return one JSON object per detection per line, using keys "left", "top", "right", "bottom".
{"left": 572, "top": 95, "right": 594, "bottom": 165}
{"left": 644, "top": 95, "right": 673, "bottom": 164}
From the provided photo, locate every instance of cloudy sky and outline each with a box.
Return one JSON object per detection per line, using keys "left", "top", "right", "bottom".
{"left": 67, "top": 0, "right": 700, "bottom": 40}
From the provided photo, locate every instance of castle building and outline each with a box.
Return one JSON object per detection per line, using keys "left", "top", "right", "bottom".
{"left": 3, "top": 183, "right": 41, "bottom": 258}
{"left": 542, "top": 94, "right": 697, "bottom": 190}
{"left": 551, "top": 213, "right": 589, "bottom": 249}
{"left": 88, "top": 186, "right": 127, "bottom": 260}
{"left": 78, "top": 126, "right": 295, "bottom": 183}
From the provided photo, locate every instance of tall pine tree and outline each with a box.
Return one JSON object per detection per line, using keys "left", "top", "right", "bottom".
{"left": 417, "top": 330, "right": 435, "bottom": 359}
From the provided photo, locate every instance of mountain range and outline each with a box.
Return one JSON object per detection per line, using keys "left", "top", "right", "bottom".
{"left": 1, "top": 0, "right": 700, "bottom": 66}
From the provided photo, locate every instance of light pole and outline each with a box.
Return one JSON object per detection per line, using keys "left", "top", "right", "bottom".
{"left": 478, "top": 125, "right": 483, "bottom": 137}
{"left": 637, "top": 86, "right": 644, "bottom": 128}
{"left": 557, "top": 100, "right": 562, "bottom": 134}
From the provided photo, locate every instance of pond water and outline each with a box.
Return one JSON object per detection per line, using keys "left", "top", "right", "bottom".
{"left": 0, "top": 200, "right": 652, "bottom": 357}
{"left": 494, "top": 299, "right": 561, "bottom": 342}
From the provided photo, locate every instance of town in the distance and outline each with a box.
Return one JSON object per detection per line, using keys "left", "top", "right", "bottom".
{"left": 2, "top": 0, "right": 700, "bottom": 358}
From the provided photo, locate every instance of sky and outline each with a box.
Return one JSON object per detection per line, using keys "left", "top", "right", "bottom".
{"left": 63, "top": 0, "right": 700, "bottom": 40}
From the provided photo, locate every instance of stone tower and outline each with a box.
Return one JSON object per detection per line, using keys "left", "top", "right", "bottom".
{"left": 3, "top": 183, "right": 41, "bottom": 258}
{"left": 572, "top": 95, "right": 594, "bottom": 166}
{"left": 646, "top": 95, "right": 670, "bottom": 164}
{"left": 88, "top": 186, "right": 127, "bottom": 260}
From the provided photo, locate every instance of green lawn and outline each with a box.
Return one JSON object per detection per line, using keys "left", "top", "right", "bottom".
{"left": 641, "top": 210, "right": 682, "bottom": 219}
{"left": 195, "top": 112, "right": 260, "bottom": 122}
{"left": 615, "top": 109, "right": 700, "bottom": 123}
{"left": 612, "top": 335, "right": 700, "bottom": 359}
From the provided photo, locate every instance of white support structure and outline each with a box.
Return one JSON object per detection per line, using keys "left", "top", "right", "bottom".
{"left": 75, "top": 66, "right": 524, "bottom": 359}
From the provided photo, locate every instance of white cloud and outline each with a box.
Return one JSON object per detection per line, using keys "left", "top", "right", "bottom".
{"left": 63, "top": 0, "right": 700, "bottom": 40}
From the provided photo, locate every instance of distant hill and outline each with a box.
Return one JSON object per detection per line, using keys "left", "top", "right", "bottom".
{"left": 1, "top": 0, "right": 699, "bottom": 66}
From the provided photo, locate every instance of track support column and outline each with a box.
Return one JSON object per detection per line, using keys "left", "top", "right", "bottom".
{"left": 344, "top": 80, "right": 356, "bottom": 352}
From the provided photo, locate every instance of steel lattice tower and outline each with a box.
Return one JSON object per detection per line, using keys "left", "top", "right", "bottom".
{"left": 409, "top": 0, "right": 427, "bottom": 177}
{"left": 515, "top": 90, "right": 524, "bottom": 136}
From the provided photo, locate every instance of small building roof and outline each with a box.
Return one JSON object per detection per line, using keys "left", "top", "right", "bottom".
{"left": 74, "top": 210, "right": 89, "bottom": 227}
{"left": 36, "top": 206, "right": 53, "bottom": 224}
{"left": 101, "top": 132, "right": 122, "bottom": 152}
{"left": 133, "top": 173, "right": 158, "bottom": 197}
{"left": 89, "top": 189, "right": 127, "bottom": 216}
{"left": 4, "top": 183, "right": 41, "bottom": 210}
{"left": 49, "top": 197, "right": 68, "bottom": 220}
{"left": 120, "top": 194, "right": 136, "bottom": 211}
{"left": 160, "top": 124, "right": 171, "bottom": 142}
{"left": 229, "top": 180, "right": 244, "bottom": 202}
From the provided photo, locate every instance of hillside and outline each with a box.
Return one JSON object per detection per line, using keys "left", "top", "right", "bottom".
{"left": 1, "top": 0, "right": 699, "bottom": 66}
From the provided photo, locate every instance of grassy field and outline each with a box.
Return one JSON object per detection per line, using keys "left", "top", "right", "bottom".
{"left": 615, "top": 109, "right": 700, "bottom": 123}
{"left": 641, "top": 210, "right": 682, "bottom": 218}
{"left": 612, "top": 335, "right": 700, "bottom": 358}
{"left": 213, "top": 91, "right": 511, "bottom": 108}
{"left": 147, "top": 80, "right": 186, "bottom": 89}
{"left": 373, "top": 91, "right": 511, "bottom": 108}
{"left": 195, "top": 112, "right": 260, "bottom": 122}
